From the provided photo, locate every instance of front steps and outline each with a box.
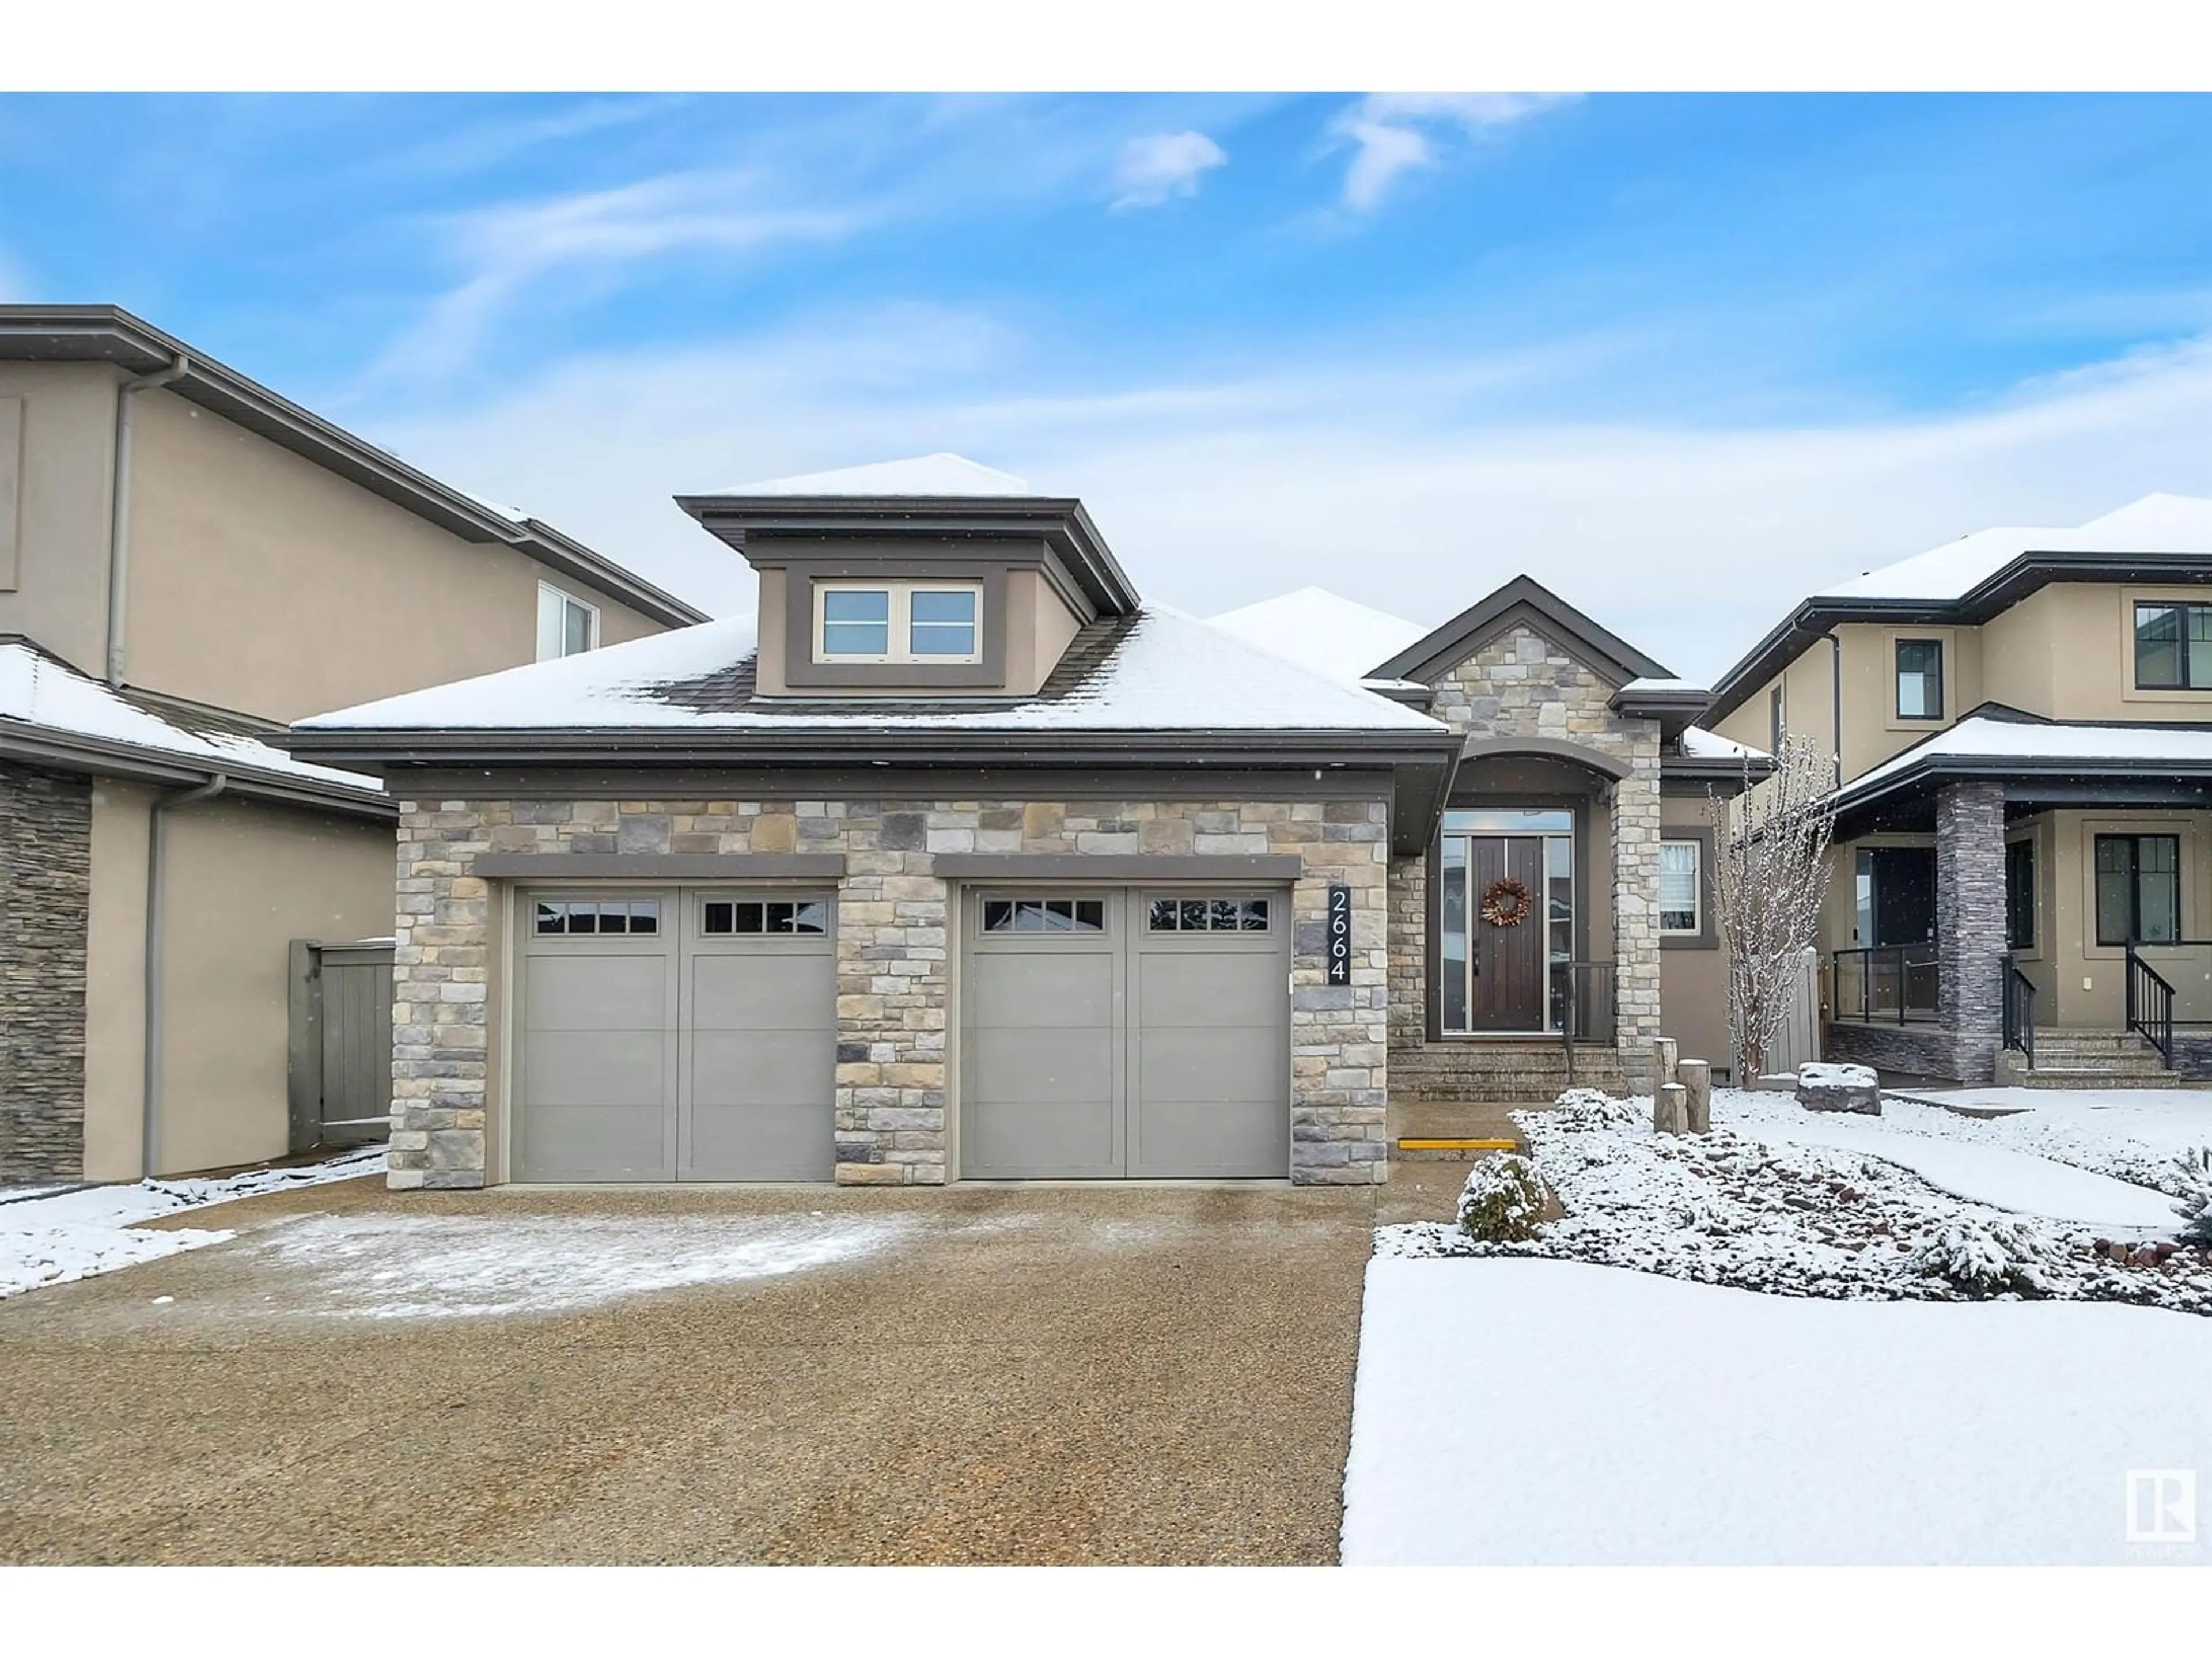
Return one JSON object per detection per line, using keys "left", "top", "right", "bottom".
{"left": 1390, "top": 1041, "right": 1626, "bottom": 1105}
{"left": 1995, "top": 1028, "right": 2184, "bottom": 1090}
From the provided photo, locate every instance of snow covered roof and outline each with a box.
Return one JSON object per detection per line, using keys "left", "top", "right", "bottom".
{"left": 293, "top": 604, "right": 1448, "bottom": 737}
{"left": 1208, "top": 586, "right": 1430, "bottom": 685}
{"left": 1820, "top": 493, "right": 2212, "bottom": 603}
{"left": 718, "top": 453, "right": 1041, "bottom": 498}
{"left": 1621, "top": 677, "right": 1705, "bottom": 695}
{"left": 0, "top": 640, "right": 383, "bottom": 800}
{"left": 1679, "top": 726, "right": 1767, "bottom": 761}
{"left": 1836, "top": 714, "right": 2212, "bottom": 807}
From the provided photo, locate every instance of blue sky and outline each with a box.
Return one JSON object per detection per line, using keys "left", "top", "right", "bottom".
{"left": 3, "top": 92, "right": 2209, "bottom": 678}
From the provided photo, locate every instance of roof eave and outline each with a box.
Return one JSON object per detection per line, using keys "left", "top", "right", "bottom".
{"left": 1707, "top": 548, "right": 2212, "bottom": 725}
{"left": 0, "top": 719, "right": 394, "bottom": 819}
{"left": 0, "top": 305, "right": 706, "bottom": 629}
{"left": 674, "top": 492, "right": 1140, "bottom": 616}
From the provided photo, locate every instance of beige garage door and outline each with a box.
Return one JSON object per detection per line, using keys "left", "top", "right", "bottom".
{"left": 960, "top": 889, "right": 1291, "bottom": 1179}
{"left": 514, "top": 888, "right": 835, "bottom": 1181}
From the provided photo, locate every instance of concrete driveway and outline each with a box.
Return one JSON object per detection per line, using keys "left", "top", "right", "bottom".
{"left": 0, "top": 1175, "right": 1402, "bottom": 1565}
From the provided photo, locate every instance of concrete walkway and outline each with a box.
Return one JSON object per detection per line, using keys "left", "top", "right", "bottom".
{"left": 0, "top": 1175, "right": 1416, "bottom": 1565}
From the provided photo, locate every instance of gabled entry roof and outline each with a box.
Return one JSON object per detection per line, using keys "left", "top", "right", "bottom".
{"left": 1370, "top": 574, "right": 1674, "bottom": 687}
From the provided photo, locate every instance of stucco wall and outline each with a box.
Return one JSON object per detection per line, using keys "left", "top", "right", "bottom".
{"left": 119, "top": 387, "right": 665, "bottom": 722}
{"left": 0, "top": 363, "right": 118, "bottom": 679}
{"left": 82, "top": 786, "right": 393, "bottom": 1179}
{"left": 1658, "top": 794, "right": 1730, "bottom": 1080}
{"left": 392, "top": 794, "right": 1392, "bottom": 1190}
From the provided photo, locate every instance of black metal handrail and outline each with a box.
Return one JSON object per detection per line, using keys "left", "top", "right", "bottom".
{"left": 2000, "top": 952, "right": 2036, "bottom": 1070}
{"left": 1831, "top": 945, "right": 1940, "bottom": 1024}
{"left": 2125, "top": 943, "right": 2177, "bottom": 1066}
{"left": 1555, "top": 960, "right": 1616, "bottom": 1086}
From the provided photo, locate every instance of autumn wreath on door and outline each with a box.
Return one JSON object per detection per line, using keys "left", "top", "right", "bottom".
{"left": 1479, "top": 877, "right": 1533, "bottom": 928}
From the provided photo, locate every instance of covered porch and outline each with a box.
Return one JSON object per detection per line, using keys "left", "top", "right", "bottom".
{"left": 1819, "top": 717, "right": 2212, "bottom": 1084}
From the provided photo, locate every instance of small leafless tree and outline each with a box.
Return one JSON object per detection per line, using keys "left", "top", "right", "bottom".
{"left": 1709, "top": 730, "right": 1836, "bottom": 1085}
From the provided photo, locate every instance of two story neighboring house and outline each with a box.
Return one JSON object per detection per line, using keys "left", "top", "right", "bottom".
{"left": 289, "top": 456, "right": 1758, "bottom": 1192}
{"left": 0, "top": 306, "right": 703, "bottom": 1184}
{"left": 1703, "top": 493, "right": 2212, "bottom": 1087}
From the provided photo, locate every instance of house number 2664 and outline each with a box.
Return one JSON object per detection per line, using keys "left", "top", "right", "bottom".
{"left": 1325, "top": 884, "right": 1351, "bottom": 986}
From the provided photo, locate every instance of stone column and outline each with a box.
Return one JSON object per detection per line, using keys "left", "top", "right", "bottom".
{"left": 1936, "top": 780, "right": 2007, "bottom": 1084}
{"left": 1610, "top": 752, "right": 1665, "bottom": 1090}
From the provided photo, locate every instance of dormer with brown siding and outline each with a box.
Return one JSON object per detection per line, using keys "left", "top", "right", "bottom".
{"left": 675, "top": 454, "right": 1131, "bottom": 699}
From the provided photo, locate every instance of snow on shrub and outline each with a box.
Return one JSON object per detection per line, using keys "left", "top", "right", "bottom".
{"left": 1457, "top": 1154, "right": 1548, "bottom": 1243}
{"left": 2172, "top": 1150, "right": 2212, "bottom": 1248}
{"left": 1550, "top": 1087, "right": 1639, "bottom": 1129}
{"left": 1907, "top": 1216, "right": 2059, "bottom": 1297}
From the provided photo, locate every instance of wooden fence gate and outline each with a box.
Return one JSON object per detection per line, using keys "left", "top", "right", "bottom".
{"left": 287, "top": 938, "right": 395, "bottom": 1153}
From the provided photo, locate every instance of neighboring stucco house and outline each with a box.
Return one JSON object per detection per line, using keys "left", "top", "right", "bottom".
{"left": 290, "top": 455, "right": 1759, "bottom": 1191}
{"left": 1703, "top": 492, "right": 2212, "bottom": 1086}
{"left": 0, "top": 306, "right": 702, "bottom": 1183}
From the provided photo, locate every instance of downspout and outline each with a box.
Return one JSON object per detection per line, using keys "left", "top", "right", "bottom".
{"left": 143, "top": 772, "right": 226, "bottom": 1179}
{"left": 105, "top": 353, "right": 191, "bottom": 688}
{"left": 1823, "top": 631, "right": 1844, "bottom": 789}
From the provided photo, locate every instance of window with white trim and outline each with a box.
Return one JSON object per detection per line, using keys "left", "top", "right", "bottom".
{"left": 536, "top": 582, "right": 600, "bottom": 661}
{"left": 1658, "top": 839, "right": 1702, "bottom": 935}
{"left": 814, "top": 579, "right": 982, "bottom": 664}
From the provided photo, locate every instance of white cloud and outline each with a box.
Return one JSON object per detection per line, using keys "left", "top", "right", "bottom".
{"left": 365, "top": 168, "right": 877, "bottom": 384}
{"left": 1110, "top": 131, "right": 1228, "bottom": 210}
{"left": 359, "top": 314, "right": 2212, "bottom": 685}
{"left": 1332, "top": 92, "right": 1577, "bottom": 211}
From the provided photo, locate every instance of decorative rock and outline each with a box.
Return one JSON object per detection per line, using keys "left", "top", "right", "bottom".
{"left": 1677, "top": 1059, "right": 1713, "bottom": 1134}
{"left": 1654, "top": 1082, "right": 1688, "bottom": 1135}
{"left": 1652, "top": 1036, "right": 1679, "bottom": 1094}
{"left": 1796, "top": 1061, "right": 1881, "bottom": 1115}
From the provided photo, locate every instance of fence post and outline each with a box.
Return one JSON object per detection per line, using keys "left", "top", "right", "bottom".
{"left": 286, "top": 939, "right": 323, "bottom": 1155}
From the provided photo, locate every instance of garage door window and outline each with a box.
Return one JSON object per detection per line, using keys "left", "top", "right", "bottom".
{"left": 1147, "top": 895, "right": 1271, "bottom": 933}
{"left": 981, "top": 896, "right": 1107, "bottom": 934}
{"left": 700, "top": 898, "right": 828, "bottom": 935}
{"left": 534, "top": 899, "right": 660, "bottom": 935}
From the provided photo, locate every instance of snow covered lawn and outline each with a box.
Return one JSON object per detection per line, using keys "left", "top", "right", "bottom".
{"left": 0, "top": 1146, "right": 384, "bottom": 1300}
{"left": 1719, "top": 1090, "right": 2180, "bottom": 1230}
{"left": 1382, "top": 1089, "right": 2212, "bottom": 1311}
{"left": 1343, "top": 1257, "right": 2212, "bottom": 1565}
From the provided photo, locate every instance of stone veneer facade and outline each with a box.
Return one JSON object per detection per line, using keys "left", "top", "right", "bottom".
{"left": 390, "top": 794, "right": 1391, "bottom": 1190}
{"left": 1386, "top": 622, "right": 1665, "bottom": 1090}
{"left": 0, "top": 766, "right": 92, "bottom": 1183}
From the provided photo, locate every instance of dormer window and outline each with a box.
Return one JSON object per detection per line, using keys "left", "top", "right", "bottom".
{"left": 813, "top": 579, "right": 982, "bottom": 665}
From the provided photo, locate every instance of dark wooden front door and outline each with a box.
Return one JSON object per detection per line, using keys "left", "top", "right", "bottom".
{"left": 1468, "top": 835, "right": 1547, "bottom": 1031}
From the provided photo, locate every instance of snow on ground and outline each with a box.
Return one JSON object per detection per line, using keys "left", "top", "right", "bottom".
{"left": 238, "top": 1209, "right": 911, "bottom": 1319}
{"left": 0, "top": 1146, "right": 385, "bottom": 1300}
{"left": 1720, "top": 1090, "right": 2180, "bottom": 1230}
{"left": 1343, "top": 1257, "right": 2212, "bottom": 1565}
{"left": 1892, "top": 1088, "right": 2212, "bottom": 1184}
{"left": 1381, "top": 1090, "right": 2212, "bottom": 1311}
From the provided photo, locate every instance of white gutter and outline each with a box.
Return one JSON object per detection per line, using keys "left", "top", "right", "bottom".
{"left": 105, "top": 352, "right": 190, "bottom": 688}
{"left": 142, "top": 770, "right": 226, "bottom": 1179}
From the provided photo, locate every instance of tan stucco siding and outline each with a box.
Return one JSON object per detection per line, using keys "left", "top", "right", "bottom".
{"left": 84, "top": 786, "right": 393, "bottom": 1179}
{"left": 0, "top": 363, "right": 119, "bottom": 678}
{"left": 120, "top": 388, "right": 663, "bottom": 722}
{"left": 1011, "top": 567, "right": 1084, "bottom": 695}
{"left": 83, "top": 781, "right": 151, "bottom": 1181}
{"left": 1657, "top": 794, "right": 1730, "bottom": 1075}
{"left": 156, "top": 798, "right": 394, "bottom": 1175}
